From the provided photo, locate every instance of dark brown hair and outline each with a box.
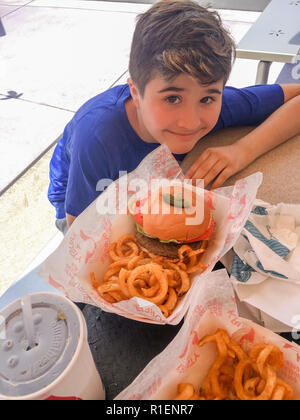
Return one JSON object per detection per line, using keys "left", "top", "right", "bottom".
{"left": 129, "top": 0, "right": 236, "bottom": 95}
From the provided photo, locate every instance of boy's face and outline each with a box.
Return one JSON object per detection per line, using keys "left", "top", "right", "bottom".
{"left": 128, "top": 73, "right": 224, "bottom": 155}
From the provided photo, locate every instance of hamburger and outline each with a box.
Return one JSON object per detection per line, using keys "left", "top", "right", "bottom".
{"left": 128, "top": 183, "right": 215, "bottom": 259}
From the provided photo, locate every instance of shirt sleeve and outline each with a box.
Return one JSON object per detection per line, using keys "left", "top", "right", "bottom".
{"left": 48, "top": 137, "right": 69, "bottom": 219}
{"left": 48, "top": 121, "right": 74, "bottom": 219}
{"left": 214, "top": 84, "right": 284, "bottom": 131}
{"left": 65, "top": 115, "right": 113, "bottom": 217}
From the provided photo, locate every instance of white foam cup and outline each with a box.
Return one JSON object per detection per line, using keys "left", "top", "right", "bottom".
{"left": 0, "top": 292, "right": 105, "bottom": 400}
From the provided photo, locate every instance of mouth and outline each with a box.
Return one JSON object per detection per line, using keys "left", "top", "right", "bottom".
{"left": 167, "top": 130, "right": 201, "bottom": 138}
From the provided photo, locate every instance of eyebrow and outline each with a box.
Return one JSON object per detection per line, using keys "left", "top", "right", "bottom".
{"left": 158, "top": 86, "right": 222, "bottom": 95}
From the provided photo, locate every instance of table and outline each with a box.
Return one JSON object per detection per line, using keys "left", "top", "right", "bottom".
{"left": 0, "top": 267, "right": 178, "bottom": 399}
{"left": 1, "top": 125, "right": 300, "bottom": 399}
{"left": 181, "top": 125, "right": 300, "bottom": 343}
{"left": 181, "top": 126, "right": 300, "bottom": 204}
{"left": 0, "top": 262, "right": 223, "bottom": 399}
{"left": 236, "top": 0, "right": 300, "bottom": 84}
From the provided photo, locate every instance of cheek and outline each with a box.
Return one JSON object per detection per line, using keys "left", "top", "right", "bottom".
{"left": 146, "top": 106, "right": 171, "bottom": 129}
{"left": 203, "top": 106, "right": 221, "bottom": 129}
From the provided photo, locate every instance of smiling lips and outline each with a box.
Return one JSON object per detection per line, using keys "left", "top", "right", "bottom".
{"left": 167, "top": 129, "right": 202, "bottom": 137}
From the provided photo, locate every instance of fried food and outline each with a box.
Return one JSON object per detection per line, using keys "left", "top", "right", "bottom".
{"left": 173, "top": 329, "right": 297, "bottom": 400}
{"left": 91, "top": 233, "right": 207, "bottom": 317}
{"left": 174, "top": 383, "right": 204, "bottom": 400}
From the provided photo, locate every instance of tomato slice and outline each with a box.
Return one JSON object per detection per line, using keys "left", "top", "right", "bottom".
{"left": 133, "top": 201, "right": 144, "bottom": 227}
{"left": 132, "top": 201, "right": 214, "bottom": 243}
{"left": 183, "top": 218, "right": 215, "bottom": 243}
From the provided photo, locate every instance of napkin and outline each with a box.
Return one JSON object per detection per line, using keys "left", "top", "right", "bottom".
{"left": 229, "top": 199, "right": 300, "bottom": 331}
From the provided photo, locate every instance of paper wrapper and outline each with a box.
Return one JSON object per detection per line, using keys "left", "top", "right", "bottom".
{"left": 227, "top": 199, "right": 300, "bottom": 331}
{"left": 115, "top": 269, "right": 300, "bottom": 400}
{"left": 38, "top": 145, "right": 262, "bottom": 325}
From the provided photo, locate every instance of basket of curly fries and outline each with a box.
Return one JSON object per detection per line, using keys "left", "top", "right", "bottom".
{"left": 39, "top": 145, "right": 262, "bottom": 324}
{"left": 115, "top": 269, "right": 300, "bottom": 400}
{"left": 90, "top": 233, "right": 207, "bottom": 319}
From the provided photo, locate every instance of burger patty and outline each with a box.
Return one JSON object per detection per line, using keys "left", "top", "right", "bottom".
{"left": 135, "top": 228, "right": 204, "bottom": 259}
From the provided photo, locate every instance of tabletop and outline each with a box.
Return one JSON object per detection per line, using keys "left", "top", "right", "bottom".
{"left": 181, "top": 125, "right": 300, "bottom": 205}
{"left": 0, "top": 261, "right": 223, "bottom": 399}
{"left": 236, "top": 0, "right": 300, "bottom": 63}
{"left": 1, "top": 125, "right": 300, "bottom": 399}
{"left": 83, "top": 125, "right": 300, "bottom": 398}
{"left": 0, "top": 270, "right": 182, "bottom": 400}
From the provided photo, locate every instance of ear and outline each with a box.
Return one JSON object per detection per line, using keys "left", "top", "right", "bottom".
{"left": 127, "top": 78, "right": 141, "bottom": 109}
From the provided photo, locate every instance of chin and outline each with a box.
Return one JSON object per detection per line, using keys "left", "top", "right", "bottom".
{"left": 162, "top": 135, "right": 201, "bottom": 155}
{"left": 168, "top": 144, "right": 196, "bottom": 155}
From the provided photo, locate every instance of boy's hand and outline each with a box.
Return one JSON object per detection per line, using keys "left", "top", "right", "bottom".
{"left": 185, "top": 143, "right": 250, "bottom": 190}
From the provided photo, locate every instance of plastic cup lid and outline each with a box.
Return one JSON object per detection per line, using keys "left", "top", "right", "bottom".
{"left": 0, "top": 293, "right": 83, "bottom": 398}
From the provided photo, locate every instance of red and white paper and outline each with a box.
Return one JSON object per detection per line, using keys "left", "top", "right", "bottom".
{"left": 115, "top": 269, "right": 300, "bottom": 400}
{"left": 38, "top": 145, "right": 262, "bottom": 325}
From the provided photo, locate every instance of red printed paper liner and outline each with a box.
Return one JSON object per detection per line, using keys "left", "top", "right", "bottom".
{"left": 38, "top": 145, "right": 262, "bottom": 325}
{"left": 115, "top": 269, "right": 300, "bottom": 400}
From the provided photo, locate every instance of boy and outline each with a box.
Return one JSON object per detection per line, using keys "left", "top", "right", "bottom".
{"left": 48, "top": 0, "right": 300, "bottom": 232}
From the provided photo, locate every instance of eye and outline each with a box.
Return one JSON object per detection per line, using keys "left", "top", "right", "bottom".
{"left": 200, "top": 96, "right": 215, "bottom": 104}
{"left": 165, "top": 95, "right": 181, "bottom": 104}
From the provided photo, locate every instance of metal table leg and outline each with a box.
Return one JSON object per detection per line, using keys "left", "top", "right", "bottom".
{"left": 255, "top": 60, "right": 272, "bottom": 84}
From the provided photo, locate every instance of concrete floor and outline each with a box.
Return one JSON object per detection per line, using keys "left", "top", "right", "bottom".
{"left": 0, "top": 0, "right": 285, "bottom": 297}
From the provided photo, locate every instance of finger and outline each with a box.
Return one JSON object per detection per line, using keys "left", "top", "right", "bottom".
{"left": 210, "top": 167, "right": 233, "bottom": 190}
{"left": 202, "top": 160, "right": 226, "bottom": 188}
{"left": 185, "top": 150, "right": 211, "bottom": 179}
{"left": 187, "top": 153, "right": 218, "bottom": 182}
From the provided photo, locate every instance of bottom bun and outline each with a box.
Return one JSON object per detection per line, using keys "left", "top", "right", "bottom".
{"left": 135, "top": 228, "right": 204, "bottom": 259}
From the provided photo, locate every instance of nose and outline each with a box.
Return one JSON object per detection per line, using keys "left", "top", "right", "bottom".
{"left": 176, "top": 105, "right": 201, "bottom": 131}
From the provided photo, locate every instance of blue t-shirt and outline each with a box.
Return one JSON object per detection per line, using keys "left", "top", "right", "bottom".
{"left": 48, "top": 83, "right": 284, "bottom": 219}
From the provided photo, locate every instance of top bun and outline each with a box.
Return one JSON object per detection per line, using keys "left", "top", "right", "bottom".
{"left": 141, "top": 184, "right": 212, "bottom": 242}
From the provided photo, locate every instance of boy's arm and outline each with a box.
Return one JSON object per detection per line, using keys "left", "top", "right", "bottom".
{"left": 186, "top": 84, "right": 300, "bottom": 189}
{"left": 66, "top": 213, "right": 76, "bottom": 227}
